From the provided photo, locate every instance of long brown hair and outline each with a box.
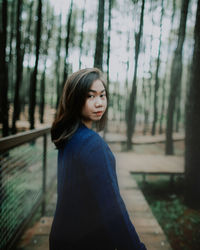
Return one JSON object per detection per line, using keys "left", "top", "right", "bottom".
{"left": 51, "top": 68, "right": 108, "bottom": 149}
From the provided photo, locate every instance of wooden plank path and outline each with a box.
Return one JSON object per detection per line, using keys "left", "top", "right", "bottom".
{"left": 16, "top": 152, "right": 178, "bottom": 250}
{"left": 116, "top": 152, "right": 184, "bottom": 173}
{"left": 116, "top": 153, "right": 175, "bottom": 250}
{"left": 105, "top": 132, "right": 184, "bottom": 144}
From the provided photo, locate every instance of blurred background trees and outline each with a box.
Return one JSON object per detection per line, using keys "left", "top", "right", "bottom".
{"left": 0, "top": 0, "right": 199, "bottom": 208}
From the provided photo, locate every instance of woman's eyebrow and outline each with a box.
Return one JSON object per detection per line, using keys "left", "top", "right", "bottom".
{"left": 88, "top": 89, "right": 105, "bottom": 93}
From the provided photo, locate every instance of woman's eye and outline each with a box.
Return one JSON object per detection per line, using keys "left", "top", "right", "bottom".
{"left": 88, "top": 95, "right": 94, "bottom": 98}
{"left": 100, "top": 94, "right": 106, "bottom": 98}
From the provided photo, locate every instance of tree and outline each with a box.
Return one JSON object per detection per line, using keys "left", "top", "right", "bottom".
{"left": 126, "top": 0, "right": 145, "bottom": 150}
{"left": 62, "top": 0, "right": 73, "bottom": 90}
{"left": 104, "top": 0, "right": 113, "bottom": 136}
{"left": 143, "top": 0, "right": 153, "bottom": 135}
{"left": 29, "top": 0, "right": 42, "bottom": 129}
{"left": 0, "top": 0, "right": 9, "bottom": 137}
{"left": 94, "top": 0, "right": 105, "bottom": 70}
{"left": 151, "top": 0, "right": 164, "bottom": 135}
{"left": 55, "top": 13, "right": 62, "bottom": 108}
{"left": 21, "top": 0, "right": 34, "bottom": 114}
{"left": 79, "top": 0, "right": 86, "bottom": 69}
{"left": 39, "top": 4, "right": 54, "bottom": 123}
{"left": 159, "top": 0, "right": 176, "bottom": 134}
{"left": 8, "top": 0, "right": 16, "bottom": 104}
{"left": 185, "top": 0, "right": 200, "bottom": 209}
{"left": 106, "top": 0, "right": 112, "bottom": 94}
{"left": 12, "top": 0, "right": 23, "bottom": 134}
{"left": 165, "top": 0, "right": 190, "bottom": 155}
{"left": 125, "top": 30, "right": 130, "bottom": 128}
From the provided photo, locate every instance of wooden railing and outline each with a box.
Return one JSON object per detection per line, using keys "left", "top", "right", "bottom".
{"left": 0, "top": 126, "right": 54, "bottom": 250}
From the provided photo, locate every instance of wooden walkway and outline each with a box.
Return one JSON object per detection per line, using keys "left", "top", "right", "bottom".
{"left": 16, "top": 152, "right": 178, "bottom": 250}
{"left": 105, "top": 132, "right": 184, "bottom": 144}
{"left": 116, "top": 152, "right": 184, "bottom": 173}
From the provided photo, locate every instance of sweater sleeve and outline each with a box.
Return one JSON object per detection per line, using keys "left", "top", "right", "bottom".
{"left": 79, "top": 134, "right": 146, "bottom": 250}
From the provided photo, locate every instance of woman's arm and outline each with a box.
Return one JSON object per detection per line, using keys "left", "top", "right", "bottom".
{"left": 80, "top": 134, "right": 146, "bottom": 250}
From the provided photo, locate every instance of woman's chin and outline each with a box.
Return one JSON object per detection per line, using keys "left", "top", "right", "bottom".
{"left": 91, "top": 117, "right": 101, "bottom": 123}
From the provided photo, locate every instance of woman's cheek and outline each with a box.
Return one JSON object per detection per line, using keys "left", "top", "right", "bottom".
{"left": 104, "top": 99, "right": 107, "bottom": 108}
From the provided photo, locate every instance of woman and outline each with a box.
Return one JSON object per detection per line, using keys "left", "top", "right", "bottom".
{"left": 49, "top": 68, "right": 146, "bottom": 250}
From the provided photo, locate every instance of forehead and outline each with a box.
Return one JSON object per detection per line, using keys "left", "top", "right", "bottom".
{"left": 89, "top": 79, "right": 105, "bottom": 92}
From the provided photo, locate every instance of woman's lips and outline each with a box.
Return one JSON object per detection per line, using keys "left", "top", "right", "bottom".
{"left": 95, "top": 111, "right": 103, "bottom": 116}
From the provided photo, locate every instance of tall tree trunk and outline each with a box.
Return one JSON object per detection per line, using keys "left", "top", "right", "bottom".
{"left": 185, "top": 0, "right": 200, "bottom": 209}
{"left": 8, "top": 0, "right": 16, "bottom": 63}
{"left": 165, "top": 0, "right": 189, "bottom": 155}
{"left": 104, "top": 0, "right": 112, "bottom": 137}
{"left": 39, "top": 7, "right": 54, "bottom": 123}
{"left": 79, "top": 0, "right": 86, "bottom": 69}
{"left": 143, "top": 0, "right": 153, "bottom": 135}
{"left": 55, "top": 13, "right": 62, "bottom": 108}
{"left": 142, "top": 76, "right": 148, "bottom": 136}
{"left": 126, "top": 0, "right": 145, "bottom": 150}
{"left": 94, "top": 0, "right": 105, "bottom": 70}
{"left": 106, "top": 0, "right": 112, "bottom": 95}
{"left": 62, "top": 0, "right": 73, "bottom": 90}
{"left": 125, "top": 31, "right": 130, "bottom": 127}
{"left": 21, "top": 0, "right": 34, "bottom": 115}
{"left": 8, "top": 0, "right": 16, "bottom": 104}
{"left": 0, "top": 0, "right": 9, "bottom": 137}
{"left": 175, "top": 90, "right": 181, "bottom": 132}
{"left": 12, "top": 0, "right": 23, "bottom": 134}
{"left": 151, "top": 0, "right": 164, "bottom": 135}
{"left": 174, "top": 0, "right": 183, "bottom": 134}
{"left": 29, "top": 0, "right": 42, "bottom": 129}
{"left": 159, "top": 0, "right": 176, "bottom": 134}
{"left": 159, "top": 75, "right": 166, "bottom": 134}
{"left": 40, "top": 66, "right": 46, "bottom": 124}
{"left": 26, "top": 1, "right": 34, "bottom": 112}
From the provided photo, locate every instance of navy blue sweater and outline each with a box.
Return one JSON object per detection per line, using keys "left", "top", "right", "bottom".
{"left": 49, "top": 123, "right": 146, "bottom": 250}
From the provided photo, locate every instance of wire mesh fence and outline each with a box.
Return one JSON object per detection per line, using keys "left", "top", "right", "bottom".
{"left": 0, "top": 132, "right": 57, "bottom": 249}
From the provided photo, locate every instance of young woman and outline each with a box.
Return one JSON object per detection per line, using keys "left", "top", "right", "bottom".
{"left": 49, "top": 68, "right": 146, "bottom": 250}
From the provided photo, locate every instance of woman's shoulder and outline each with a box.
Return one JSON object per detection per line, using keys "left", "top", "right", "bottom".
{"left": 62, "top": 123, "right": 115, "bottom": 165}
{"left": 74, "top": 123, "right": 104, "bottom": 147}
{"left": 63, "top": 123, "right": 104, "bottom": 152}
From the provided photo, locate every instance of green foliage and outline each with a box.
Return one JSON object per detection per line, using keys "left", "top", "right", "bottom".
{"left": 135, "top": 177, "right": 200, "bottom": 250}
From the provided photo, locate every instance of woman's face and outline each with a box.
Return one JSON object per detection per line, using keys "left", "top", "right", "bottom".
{"left": 81, "top": 79, "right": 107, "bottom": 128}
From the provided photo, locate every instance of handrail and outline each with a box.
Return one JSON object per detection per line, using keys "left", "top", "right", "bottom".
{"left": 0, "top": 126, "right": 54, "bottom": 250}
{"left": 0, "top": 126, "right": 51, "bottom": 153}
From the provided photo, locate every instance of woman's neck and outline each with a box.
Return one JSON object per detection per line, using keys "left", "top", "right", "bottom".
{"left": 81, "top": 120, "right": 92, "bottom": 129}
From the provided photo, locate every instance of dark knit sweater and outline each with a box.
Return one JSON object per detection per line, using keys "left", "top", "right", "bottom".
{"left": 49, "top": 123, "right": 146, "bottom": 250}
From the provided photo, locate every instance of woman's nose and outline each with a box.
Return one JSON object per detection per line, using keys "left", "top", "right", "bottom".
{"left": 95, "top": 97, "right": 103, "bottom": 107}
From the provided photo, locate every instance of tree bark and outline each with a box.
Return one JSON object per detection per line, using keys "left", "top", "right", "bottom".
{"left": 106, "top": 0, "right": 112, "bottom": 95}
{"left": 151, "top": 0, "right": 164, "bottom": 135}
{"left": 94, "top": 0, "right": 105, "bottom": 70}
{"left": 8, "top": 0, "right": 16, "bottom": 104}
{"left": 0, "top": 0, "right": 9, "bottom": 137}
{"left": 62, "top": 0, "right": 73, "bottom": 90}
{"left": 143, "top": 0, "right": 153, "bottom": 135}
{"left": 79, "top": 0, "right": 86, "bottom": 69}
{"left": 39, "top": 6, "right": 54, "bottom": 123}
{"left": 165, "top": 0, "right": 189, "bottom": 155}
{"left": 21, "top": 0, "right": 34, "bottom": 114}
{"left": 29, "top": 0, "right": 42, "bottom": 129}
{"left": 104, "top": 0, "right": 112, "bottom": 137}
{"left": 185, "top": 0, "right": 200, "bottom": 209}
{"left": 159, "top": 0, "right": 176, "bottom": 134}
{"left": 12, "top": 0, "right": 23, "bottom": 134}
{"left": 126, "top": 0, "right": 145, "bottom": 150}
{"left": 55, "top": 13, "right": 62, "bottom": 109}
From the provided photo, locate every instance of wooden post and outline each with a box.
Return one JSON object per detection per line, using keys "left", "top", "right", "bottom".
{"left": 42, "top": 134, "right": 47, "bottom": 215}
